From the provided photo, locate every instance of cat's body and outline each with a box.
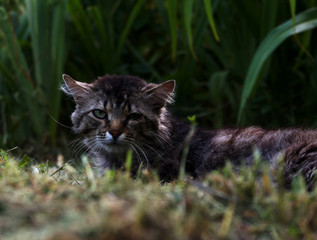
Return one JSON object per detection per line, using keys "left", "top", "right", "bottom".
{"left": 62, "top": 74, "right": 317, "bottom": 190}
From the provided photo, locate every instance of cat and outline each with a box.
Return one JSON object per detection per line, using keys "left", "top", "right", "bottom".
{"left": 62, "top": 74, "right": 317, "bottom": 190}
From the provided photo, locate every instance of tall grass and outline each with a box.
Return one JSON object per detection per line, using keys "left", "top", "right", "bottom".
{"left": 1, "top": 0, "right": 317, "bottom": 149}
{"left": 238, "top": 7, "right": 317, "bottom": 124}
{"left": 0, "top": 0, "right": 66, "bottom": 146}
{"left": 0, "top": 3, "right": 43, "bottom": 144}
{"left": 25, "top": 0, "right": 66, "bottom": 145}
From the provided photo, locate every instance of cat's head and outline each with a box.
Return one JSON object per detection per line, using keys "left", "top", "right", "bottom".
{"left": 62, "top": 74, "right": 175, "bottom": 154}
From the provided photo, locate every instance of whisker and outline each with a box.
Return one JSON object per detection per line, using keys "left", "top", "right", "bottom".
{"left": 128, "top": 141, "right": 150, "bottom": 169}
{"left": 47, "top": 111, "right": 72, "bottom": 129}
{"left": 150, "top": 132, "right": 171, "bottom": 147}
{"left": 143, "top": 143, "right": 163, "bottom": 160}
{"left": 124, "top": 139, "right": 150, "bottom": 169}
{"left": 72, "top": 136, "right": 99, "bottom": 160}
{"left": 127, "top": 143, "right": 142, "bottom": 164}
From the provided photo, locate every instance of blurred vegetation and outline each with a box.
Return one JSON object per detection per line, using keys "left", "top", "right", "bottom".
{"left": 0, "top": 151, "right": 317, "bottom": 239}
{"left": 1, "top": 0, "right": 317, "bottom": 150}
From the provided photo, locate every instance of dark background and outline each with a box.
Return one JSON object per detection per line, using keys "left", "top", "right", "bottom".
{"left": 1, "top": 0, "right": 317, "bottom": 158}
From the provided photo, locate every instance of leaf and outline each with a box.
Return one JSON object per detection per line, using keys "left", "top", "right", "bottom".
{"left": 218, "top": 202, "right": 235, "bottom": 238}
{"left": 0, "top": 6, "right": 43, "bottom": 137}
{"left": 116, "top": 0, "right": 145, "bottom": 60}
{"left": 0, "top": 149, "right": 8, "bottom": 165}
{"left": 187, "top": 115, "right": 196, "bottom": 125}
{"left": 237, "top": 8, "right": 317, "bottom": 124}
{"left": 290, "top": 0, "right": 296, "bottom": 27}
{"left": 18, "top": 154, "right": 32, "bottom": 170}
{"left": 25, "top": 0, "right": 66, "bottom": 145}
{"left": 183, "top": 0, "right": 197, "bottom": 60}
{"left": 82, "top": 155, "right": 96, "bottom": 191}
{"left": 67, "top": 0, "right": 99, "bottom": 65}
{"left": 260, "top": 0, "right": 279, "bottom": 39}
{"left": 203, "top": 0, "right": 220, "bottom": 41}
{"left": 208, "top": 71, "right": 229, "bottom": 128}
{"left": 166, "top": 0, "right": 178, "bottom": 61}
{"left": 48, "top": 0, "right": 66, "bottom": 145}
{"left": 125, "top": 149, "right": 133, "bottom": 173}
{"left": 126, "top": 41, "right": 162, "bottom": 81}
{"left": 87, "top": 6, "right": 111, "bottom": 70}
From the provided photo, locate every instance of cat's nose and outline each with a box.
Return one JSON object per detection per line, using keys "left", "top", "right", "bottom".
{"left": 108, "top": 129, "right": 123, "bottom": 140}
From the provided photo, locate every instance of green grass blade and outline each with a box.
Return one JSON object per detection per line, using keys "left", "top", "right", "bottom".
{"left": 208, "top": 71, "right": 229, "bottom": 128}
{"left": 183, "top": 0, "right": 197, "bottom": 60}
{"left": 48, "top": 0, "right": 66, "bottom": 145}
{"left": 290, "top": 0, "right": 296, "bottom": 26}
{"left": 153, "top": 0, "right": 169, "bottom": 28}
{"left": 116, "top": 0, "right": 145, "bottom": 61}
{"left": 67, "top": 0, "right": 92, "bottom": 42}
{"left": 126, "top": 41, "right": 162, "bottom": 81}
{"left": 193, "top": 6, "right": 208, "bottom": 53}
{"left": 87, "top": 6, "right": 112, "bottom": 70}
{"left": 125, "top": 149, "right": 133, "bottom": 175}
{"left": 203, "top": 0, "right": 219, "bottom": 41}
{"left": 0, "top": 59, "right": 14, "bottom": 84}
{"left": 25, "top": 0, "right": 52, "bottom": 88}
{"left": 25, "top": 0, "right": 66, "bottom": 145}
{"left": 260, "top": 0, "right": 278, "bottom": 39}
{"left": 166, "top": 0, "right": 178, "bottom": 61}
{"left": 238, "top": 8, "right": 317, "bottom": 124}
{"left": 0, "top": 6, "right": 43, "bottom": 137}
{"left": 67, "top": 0, "right": 99, "bottom": 66}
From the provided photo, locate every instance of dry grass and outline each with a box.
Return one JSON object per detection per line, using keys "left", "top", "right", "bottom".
{"left": 0, "top": 150, "right": 317, "bottom": 240}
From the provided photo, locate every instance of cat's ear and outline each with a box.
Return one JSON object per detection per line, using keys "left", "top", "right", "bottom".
{"left": 142, "top": 80, "right": 176, "bottom": 110}
{"left": 61, "top": 74, "right": 91, "bottom": 103}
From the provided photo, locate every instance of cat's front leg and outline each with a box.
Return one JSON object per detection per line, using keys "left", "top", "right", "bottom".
{"left": 158, "top": 158, "right": 180, "bottom": 182}
{"left": 90, "top": 152, "right": 113, "bottom": 176}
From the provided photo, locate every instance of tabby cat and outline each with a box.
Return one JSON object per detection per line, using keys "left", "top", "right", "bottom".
{"left": 62, "top": 74, "right": 317, "bottom": 190}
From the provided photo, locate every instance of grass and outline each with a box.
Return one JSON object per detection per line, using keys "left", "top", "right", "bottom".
{"left": 237, "top": 7, "right": 317, "bottom": 124}
{"left": 1, "top": 150, "right": 317, "bottom": 240}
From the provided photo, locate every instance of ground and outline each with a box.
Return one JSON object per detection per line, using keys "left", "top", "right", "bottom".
{"left": 0, "top": 150, "right": 317, "bottom": 240}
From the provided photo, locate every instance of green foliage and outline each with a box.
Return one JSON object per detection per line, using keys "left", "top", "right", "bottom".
{"left": 0, "top": 149, "right": 8, "bottom": 164}
{"left": 238, "top": 7, "right": 317, "bottom": 124}
{"left": 125, "top": 149, "right": 133, "bottom": 173}
{"left": 65, "top": 0, "right": 148, "bottom": 77}
{"left": 1, "top": 0, "right": 317, "bottom": 149}
{"left": 166, "top": 0, "right": 178, "bottom": 61}
{"left": 0, "top": 156, "right": 317, "bottom": 239}
{"left": 0, "top": 0, "right": 66, "bottom": 146}
{"left": 203, "top": 0, "right": 220, "bottom": 41}
{"left": 179, "top": 115, "right": 197, "bottom": 180}
{"left": 17, "top": 153, "right": 31, "bottom": 169}
{"left": 25, "top": 0, "right": 67, "bottom": 144}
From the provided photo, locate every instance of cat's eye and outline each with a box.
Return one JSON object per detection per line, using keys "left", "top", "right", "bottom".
{"left": 92, "top": 109, "right": 107, "bottom": 119}
{"left": 127, "top": 113, "right": 142, "bottom": 121}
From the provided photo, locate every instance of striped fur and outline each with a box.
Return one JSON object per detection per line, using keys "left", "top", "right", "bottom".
{"left": 62, "top": 74, "right": 317, "bottom": 190}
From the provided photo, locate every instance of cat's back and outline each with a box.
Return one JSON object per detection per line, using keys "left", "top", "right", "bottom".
{"left": 211, "top": 126, "right": 317, "bottom": 146}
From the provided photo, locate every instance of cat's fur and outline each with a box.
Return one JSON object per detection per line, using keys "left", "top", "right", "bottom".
{"left": 62, "top": 74, "right": 317, "bottom": 190}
